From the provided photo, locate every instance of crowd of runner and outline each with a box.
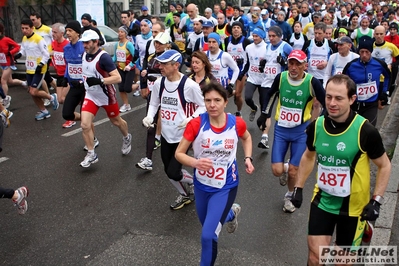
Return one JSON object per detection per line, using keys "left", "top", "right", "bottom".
{"left": 0, "top": 1, "right": 395, "bottom": 265}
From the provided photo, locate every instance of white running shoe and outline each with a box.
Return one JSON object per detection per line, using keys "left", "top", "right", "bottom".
{"left": 226, "top": 203, "right": 241, "bottom": 233}
{"left": 136, "top": 157, "right": 153, "bottom": 170}
{"left": 80, "top": 152, "right": 98, "bottom": 167}
{"left": 283, "top": 197, "right": 296, "bottom": 213}
{"left": 43, "top": 98, "right": 51, "bottom": 106}
{"left": 258, "top": 135, "right": 269, "bottom": 149}
{"left": 83, "top": 137, "right": 100, "bottom": 151}
{"left": 119, "top": 104, "right": 132, "bottom": 113}
{"left": 2, "top": 95, "right": 11, "bottom": 109}
{"left": 121, "top": 133, "right": 132, "bottom": 155}
{"left": 13, "top": 186, "right": 29, "bottom": 215}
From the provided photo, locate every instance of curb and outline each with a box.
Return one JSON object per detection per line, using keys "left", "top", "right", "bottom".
{"left": 369, "top": 91, "right": 399, "bottom": 265}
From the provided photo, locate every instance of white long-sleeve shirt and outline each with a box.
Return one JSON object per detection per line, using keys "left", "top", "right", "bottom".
{"left": 148, "top": 73, "right": 206, "bottom": 143}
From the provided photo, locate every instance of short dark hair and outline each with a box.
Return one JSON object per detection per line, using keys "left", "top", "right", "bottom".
{"left": 121, "top": 10, "right": 130, "bottom": 17}
{"left": 314, "top": 22, "right": 327, "bottom": 32}
{"left": 326, "top": 74, "right": 356, "bottom": 98}
{"left": 30, "top": 12, "right": 41, "bottom": 19}
{"left": 173, "top": 11, "right": 182, "bottom": 17}
{"left": 202, "top": 82, "right": 227, "bottom": 102}
{"left": 21, "top": 19, "right": 34, "bottom": 27}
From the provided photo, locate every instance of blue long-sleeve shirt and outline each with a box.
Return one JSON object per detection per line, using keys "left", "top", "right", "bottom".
{"left": 63, "top": 41, "right": 85, "bottom": 86}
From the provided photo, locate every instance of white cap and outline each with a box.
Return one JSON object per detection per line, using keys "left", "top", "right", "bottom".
{"left": 275, "top": 0, "right": 281, "bottom": 4}
{"left": 80, "top": 30, "right": 99, "bottom": 42}
{"left": 261, "top": 9, "right": 268, "bottom": 15}
{"left": 153, "top": 32, "right": 170, "bottom": 44}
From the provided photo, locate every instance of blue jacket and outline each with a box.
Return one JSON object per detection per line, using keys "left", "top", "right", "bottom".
{"left": 343, "top": 57, "right": 391, "bottom": 103}
{"left": 247, "top": 20, "right": 265, "bottom": 38}
{"left": 63, "top": 41, "right": 85, "bottom": 85}
{"left": 275, "top": 20, "right": 292, "bottom": 43}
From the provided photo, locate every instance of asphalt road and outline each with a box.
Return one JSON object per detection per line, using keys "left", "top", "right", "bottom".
{"left": 0, "top": 83, "right": 389, "bottom": 266}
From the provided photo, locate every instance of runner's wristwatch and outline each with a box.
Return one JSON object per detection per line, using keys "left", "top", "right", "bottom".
{"left": 372, "top": 195, "right": 384, "bottom": 204}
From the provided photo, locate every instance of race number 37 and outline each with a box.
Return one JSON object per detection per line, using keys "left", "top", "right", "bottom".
{"left": 161, "top": 110, "right": 177, "bottom": 121}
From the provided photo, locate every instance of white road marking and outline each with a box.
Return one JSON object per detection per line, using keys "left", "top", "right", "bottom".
{"left": 61, "top": 103, "right": 147, "bottom": 137}
{"left": 0, "top": 157, "right": 9, "bottom": 163}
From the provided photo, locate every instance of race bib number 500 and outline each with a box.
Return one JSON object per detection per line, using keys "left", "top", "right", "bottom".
{"left": 277, "top": 106, "right": 302, "bottom": 128}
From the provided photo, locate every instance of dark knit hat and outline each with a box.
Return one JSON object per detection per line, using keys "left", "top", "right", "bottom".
{"left": 66, "top": 20, "right": 81, "bottom": 34}
{"left": 81, "top": 13, "right": 92, "bottom": 22}
{"left": 232, "top": 21, "right": 244, "bottom": 32}
{"left": 389, "top": 23, "right": 399, "bottom": 30}
{"left": 268, "top": 26, "right": 283, "bottom": 37}
{"left": 358, "top": 36, "right": 373, "bottom": 53}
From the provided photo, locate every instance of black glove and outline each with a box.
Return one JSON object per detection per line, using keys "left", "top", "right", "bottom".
{"left": 227, "top": 84, "right": 234, "bottom": 97}
{"left": 60, "top": 77, "right": 68, "bottom": 87}
{"left": 236, "top": 58, "right": 244, "bottom": 66}
{"left": 35, "top": 63, "right": 44, "bottom": 75}
{"left": 70, "top": 80, "right": 83, "bottom": 88}
{"left": 379, "top": 93, "right": 389, "bottom": 106}
{"left": 259, "top": 59, "right": 267, "bottom": 73}
{"left": 86, "top": 77, "right": 103, "bottom": 87}
{"left": 291, "top": 187, "right": 303, "bottom": 208}
{"left": 147, "top": 76, "right": 157, "bottom": 82}
{"left": 360, "top": 199, "right": 381, "bottom": 221}
{"left": 256, "top": 112, "right": 268, "bottom": 131}
{"left": 14, "top": 53, "right": 22, "bottom": 60}
{"left": 277, "top": 53, "right": 286, "bottom": 67}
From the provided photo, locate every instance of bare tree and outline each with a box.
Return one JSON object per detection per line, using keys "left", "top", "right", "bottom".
{"left": 7, "top": 0, "right": 23, "bottom": 41}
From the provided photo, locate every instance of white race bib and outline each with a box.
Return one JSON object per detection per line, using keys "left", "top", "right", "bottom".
{"left": 264, "top": 63, "right": 280, "bottom": 80}
{"left": 26, "top": 56, "right": 37, "bottom": 71}
{"left": 116, "top": 49, "right": 126, "bottom": 62}
{"left": 277, "top": 106, "right": 303, "bottom": 128}
{"left": 0, "top": 53, "right": 7, "bottom": 64}
{"left": 196, "top": 161, "right": 228, "bottom": 188}
{"left": 309, "top": 56, "right": 327, "bottom": 71}
{"left": 356, "top": 81, "right": 378, "bottom": 101}
{"left": 68, "top": 63, "right": 83, "bottom": 80}
{"left": 317, "top": 164, "right": 351, "bottom": 197}
{"left": 53, "top": 51, "right": 65, "bottom": 66}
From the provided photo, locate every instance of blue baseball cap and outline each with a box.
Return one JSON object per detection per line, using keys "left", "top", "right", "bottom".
{"left": 156, "top": 50, "right": 182, "bottom": 64}
{"left": 202, "top": 20, "right": 213, "bottom": 28}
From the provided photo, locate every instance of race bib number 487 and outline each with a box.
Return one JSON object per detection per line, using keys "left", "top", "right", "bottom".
{"left": 317, "top": 164, "right": 351, "bottom": 197}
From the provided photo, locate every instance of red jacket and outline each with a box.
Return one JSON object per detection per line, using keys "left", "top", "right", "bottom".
{"left": 385, "top": 34, "right": 399, "bottom": 48}
{"left": 0, "top": 37, "right": 20, "bottom": 66}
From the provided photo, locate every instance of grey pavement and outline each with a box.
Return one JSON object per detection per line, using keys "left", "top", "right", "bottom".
{"left": 0, "top": 82, "right": 397, "bottom": 266}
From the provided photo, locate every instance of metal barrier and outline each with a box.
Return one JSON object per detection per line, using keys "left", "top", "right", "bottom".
{"left": 0, "top": 2, "right": 124, "bottom": 39}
